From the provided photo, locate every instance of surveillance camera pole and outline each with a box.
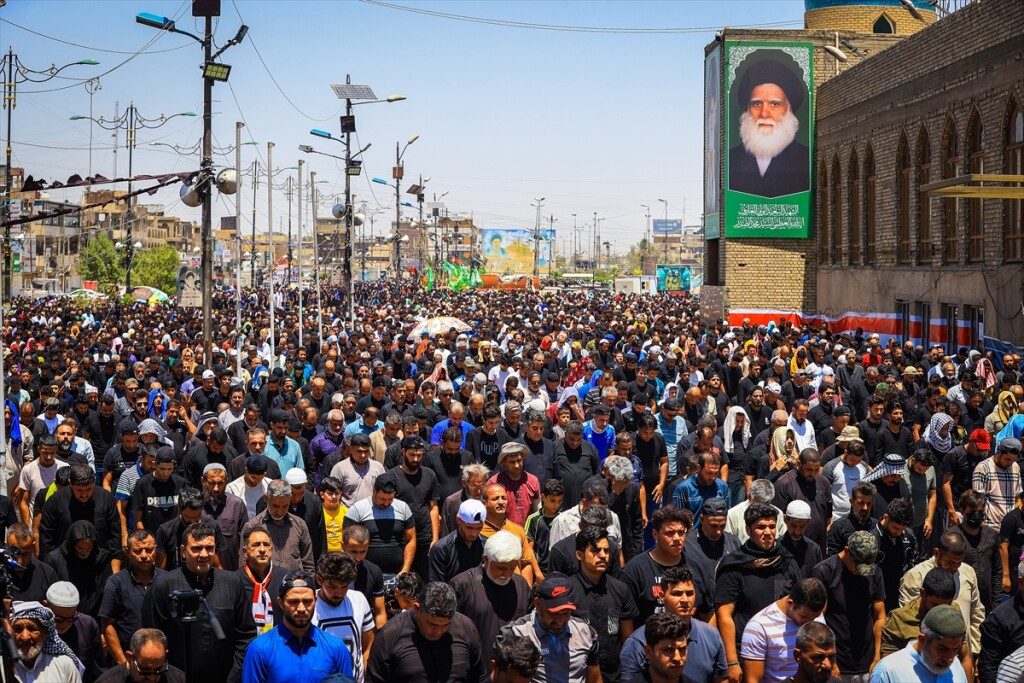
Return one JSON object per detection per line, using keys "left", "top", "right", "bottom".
{"left": 200, "top": 14, "right": 215, "bottom": 365}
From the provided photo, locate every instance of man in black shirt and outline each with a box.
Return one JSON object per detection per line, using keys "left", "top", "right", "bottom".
{"left": 428, "top": 498, "right": 486, "bottom": 583}
{"left": 390, "top": 436, "right": 441, "bottom": 579}
{"left": 6, "top": 523, "right": 58, "bottom": 603}
{"left": 465, "top": 405, "right": 508, "bottom": 470}
{"left": 826, "top": 480, "right": 878, "bottom": 557}
{"left": 744, "top": 386, "right": 774, "bottom": 440}
{"left": 103, "top": 423, "right": 142, "bottom": 493}
{"left": 39, "top": 464, "right": 123, "bottom": 563}
{"left": 343, "top": 524, "right": 387, "bottom": 630}
{"left": 858, "top": 396, "right": 888, "bottom": 465}
{"left": 870, "top": 402, "right": 915, "bottom": 468}
{"left": 554, "top": 420, "right": 601, "bottom": 511}
{"left": 424, "top": 427, "right": 475, "bottom": 500}
{"left": 99, "top": 530, "right": 166, "bottom": 665}
{"left": 517, "top": 409, "right": 557, "bottom": 485}
{"left": 142, "top": 521, "right": 256, "bottom": 683}
{"left": 131, "top": 449, "right": 186, "bottom": 534}
{"left": 810, "top": 531, "right": 886, "bottom": 678}
{"left": 95, "top": 628, "right": 187, "bottom": 683}
{"left": 942, "top": 429, "right": 991, "bottom": 527}
{"left": 450, "top": 530, "right": 533, "bottom": 669}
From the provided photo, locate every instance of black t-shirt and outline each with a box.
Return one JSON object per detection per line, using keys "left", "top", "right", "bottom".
{"left": 550, "top": 535, "right": 622, "bottom": 581}
{"left": 744, "top": 405, "right": 774, "bottom": 440}
{"left": 871, "top": 426, "right": 915, "bottom": 468}
{"left": 390, "top": 466, "right": 441, "bottom": 537}
{"left": 943, "top": 446, "right": 988, "bottom": 511}
{"left": 632, "top": 432, "right": 668, "bottom": 491}
{"left": 131, "top": 474, "right": 187, "bottom": 534}
{"left": 810, "top": 554, "right": 885, "bottom": 674}
{"left": 10, "top": 559, "right": 59, "bottom": 603}
{"left": 569, "top": 571, "right": 640, "bottom": 683}
{"left": 715, "top": 551, "right": 799, "bottom": 650}
{"left": 423, "top": 448, "right": 474, "bottom": 501}
{"left": 621, "top": 551, "right": 711, "bottom": 623}
{"left": 354, "top": 557, "right": 384, "bottom": 604}
{"left": 102, "top": 445, "right": 139, "bottom": 484}
{"left": 1000, "top": 508, "right": 1024, "bottom": 559}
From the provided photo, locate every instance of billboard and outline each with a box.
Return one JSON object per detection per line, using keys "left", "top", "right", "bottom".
{"left": 657, "top": 265, "right": 691, "bottom": 295}
{"left": 704, "top": 45, "right": 722, "bottom": 240}
{"left": 481, "top": 228, "right": 554, "bottom": 275}
{"left": 725, "top": 42, "right": 814, "bottom": 238}
{"left": 176, "top": 267, "right": 201, "bottom": 308}
{"left": 652, "top": 219, "right": 682, "bottom": 235}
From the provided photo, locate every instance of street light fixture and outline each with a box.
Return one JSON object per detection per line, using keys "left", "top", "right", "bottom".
{"left": 69, "top": 105, "right": 196, "bottom": 292}
{"left": 324, "top": 76, "right": 406, "bottom": 323}
{"left": 1, "top": 48, "right": 98, "bottom": 300}
{"left": 137, "top": 6, "right": 247, "bottom": 363}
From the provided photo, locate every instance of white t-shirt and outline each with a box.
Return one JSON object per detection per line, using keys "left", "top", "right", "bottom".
{"left": 741, "top": 600, "right": 825, "bottom": 683}
{"left": 18, "top": 459, "right": 59, "bottom": 517}
{"left": 823, "top": 457, "right": 869, "bottom": 520}
{"left": 225, "top": 476, "right": 269, "bottom": 518}
{"left": 313, "top": 590, "right": 375, "bottom": 683}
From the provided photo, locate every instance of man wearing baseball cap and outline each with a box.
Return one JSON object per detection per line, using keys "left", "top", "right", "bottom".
{"left": 871, "top": 603, "right": 968, "bottom": 682}
{"left": 811, "top": 531, "right": 886, "bottom": 678}
{"left": 427, "top": 499, "right": 486, "bottom": 584}
{"left": 943, "top": 429, "right": 992, "bottom": 529}
{"left": 496, "top": 573, "right": 601, "bottom": 683}
{"left": 972, "top": 436, "right": 1021, "bottom": 528}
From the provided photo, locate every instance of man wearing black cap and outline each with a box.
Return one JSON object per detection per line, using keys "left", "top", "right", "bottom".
{"left": 728, "top": 50, "right": 810, "bottom": 198}
{"left": 496, "top": 573, "right": 601, "bottom": 683}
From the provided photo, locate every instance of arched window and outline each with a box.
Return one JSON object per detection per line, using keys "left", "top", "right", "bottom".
{"left": 819, "top": 161, "right": 829, "bottom": 264}
{"left": 941, "top": 118, "right": 960, "bottom": 263}
{"left": 1006, "top": 99, "right": 1024, "bottom": 262}
{"left": 917, "top": 128, "right": 932, "bottom": 263}
{"left": 865, "top": 144, "right": 876, "bottom": 264}
{"left": 897, "top": 133, "right": 912, "bottom": 264}
{"left": 873, "top": 15, "right": 894, "bottom": 34}
{"left": 848, "top": 151, "right": 860, "bottom": 265}
{"left": 831, "top": 156, "right": 842, "bottom": 264}
{"left": 966, "top": 109, "right": 984, "bottom": 263}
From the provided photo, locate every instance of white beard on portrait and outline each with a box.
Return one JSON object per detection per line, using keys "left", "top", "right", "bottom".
{"left": 739, "top": 109, "right": 800, "bottom": 172}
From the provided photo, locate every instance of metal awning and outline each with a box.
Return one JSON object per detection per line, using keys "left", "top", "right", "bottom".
{"left": 921, "top": 173, "right": 1024, "bottom": 199}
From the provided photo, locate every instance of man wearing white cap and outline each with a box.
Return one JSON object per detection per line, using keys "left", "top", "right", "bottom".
{"left": 255, "top": 468, "right": 325, "bottom": 564}
{"left": 46, "top": 582, "right": 103, "bottom": 683}
{"left": 428, "top": 499, "right": 487, "bottom": 583}
{"left": 780, "top": 500, "right": 823, "bottom": 579}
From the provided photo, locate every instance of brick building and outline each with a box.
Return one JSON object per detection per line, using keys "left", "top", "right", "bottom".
{"left": 701, "top": 0, "right": 1024, "bottom": 353}
{"left": 815, "top": 0, "right": 1023, "bottom": 350}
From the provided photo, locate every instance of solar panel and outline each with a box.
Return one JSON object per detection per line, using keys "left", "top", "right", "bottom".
{"left": 331, "top": 84, "right": 376, "bottom": 100}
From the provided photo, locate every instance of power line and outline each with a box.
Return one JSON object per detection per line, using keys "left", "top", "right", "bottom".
{"left": 0, "top": 17, "right": 191, "bottom": 55}
{"left": 358, "top": 0, "right": 801, "bottom": 34}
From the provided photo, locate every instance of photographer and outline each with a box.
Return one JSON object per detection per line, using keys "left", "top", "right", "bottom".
{"left": 142, "top": 520, "right": 256, "bottom": 683}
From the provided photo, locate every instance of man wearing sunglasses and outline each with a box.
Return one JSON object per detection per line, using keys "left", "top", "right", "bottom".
{"left": 95, "top": 628, "right": 185, "bottom": 682}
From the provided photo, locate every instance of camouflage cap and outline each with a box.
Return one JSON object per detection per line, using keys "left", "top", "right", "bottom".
{"left": 847, "top": 531, "right": 880, "bottom": 577}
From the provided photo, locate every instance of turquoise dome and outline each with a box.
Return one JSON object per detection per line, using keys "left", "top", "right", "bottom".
{"left": 804, "top": 0, "right": 935, "bottom": 10}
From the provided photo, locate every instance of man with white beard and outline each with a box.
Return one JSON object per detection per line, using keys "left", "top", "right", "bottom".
{"left": 728, "top": 52, "right": 810, "bottom": 198}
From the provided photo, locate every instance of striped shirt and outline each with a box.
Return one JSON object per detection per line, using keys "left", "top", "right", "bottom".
{"left": 997, "top": 645, "right": 1024, "bottom": 683}
{"left": 741, "top": 600, "right": 826, "bottom": 683}
{"left": 972, "top": 457, "right": 1021, "bottom": 527}
{"left": 115, "top": 462, "right": 145, "bottom": 501}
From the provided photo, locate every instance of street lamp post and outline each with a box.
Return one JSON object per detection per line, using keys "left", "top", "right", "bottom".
{"left": 267, "top": 142, "right": 276, "bottom": 368}
{"left": 2, "top": 49, "right": 98, "bottom": 299}
{"left": 531, "top": 198, "right": 545, "bottom": 283}
{"left": 371, "top": 134, "right": 419, "bottom": 284}
{"left": 136, "top": 9, "right": 248, "bottom": 364}
{"left": 657, "top": 198, "right": 668, "bottom": 263}
{"left": 324, "top": 77, "right": 406, "bottom": 323}
{"left": 70, "top": 104, "right": 196, "bottom": 292}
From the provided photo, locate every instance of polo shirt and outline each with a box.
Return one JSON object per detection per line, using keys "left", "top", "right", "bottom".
{"left": 870, "top": 640, "right": 968, "bottom": 682}
{"left": 264, "top": 434, "right": 304, "bottom": 474}
{"left": 672, "top": 475, "right": 730, "bottom": 522}
{"left": 620, "top": 618, "right": 728, "bottom": 682}
{"left": 98, "top": 567, "right": 168, "bottom": 651}
{"left": 487, "top": 470, "right": 540, "bottom": 527}
{"left": 241, "top": 622, "right": 353, "bottom": 683}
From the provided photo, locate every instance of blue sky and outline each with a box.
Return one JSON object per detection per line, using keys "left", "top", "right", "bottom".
{"left": 1, "top": 0, "right": 806, "bottom": 255}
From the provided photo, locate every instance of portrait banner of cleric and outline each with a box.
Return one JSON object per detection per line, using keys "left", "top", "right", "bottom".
{"left": 728, "top": 49, "right": 810, "bottom": 199}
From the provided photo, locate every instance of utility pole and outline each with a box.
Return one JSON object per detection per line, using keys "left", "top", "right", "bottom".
{"left": 548, "top": 214, "right": 556, "bottom": 277}
{"left": 297, "top": 159, "right": 304, "bottom": 352}
{"left": 235, "top": 121, "right": 244, "bottom": 378}
{"left": 267, "top": 142, "right": 276, "bottom": 368}
{"left": 310, "top": 170, "right": 323, "bottom": 345}
{"left": 286, "top": 175, "right": 293, "bottom": 285}
{"left": 532, "top": 197, "right": 545, "bottom": 283}
{"left": 200, "top": 13, "right": 214, "bottom": 365}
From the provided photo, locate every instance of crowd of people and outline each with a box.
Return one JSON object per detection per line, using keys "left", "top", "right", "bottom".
{"left": 0, "top": 279, "right": 1023, "bottom": 683}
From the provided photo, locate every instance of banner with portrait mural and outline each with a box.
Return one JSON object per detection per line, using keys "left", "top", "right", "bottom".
{"left": 656, "top": 264, "right": 691, "bottom": 295}
{"left": 480, "top": 228, "right": 554, "bottom": 275}
{"left": 704, "top": 45, "right": 721, "bottom": 240}
{"left": 724, "top": 41, "right": 814, "bottom": 238}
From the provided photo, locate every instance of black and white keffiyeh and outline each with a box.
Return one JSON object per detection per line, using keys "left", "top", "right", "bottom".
{"left": 12, "top": 602, "right": 85, "bottom": 675}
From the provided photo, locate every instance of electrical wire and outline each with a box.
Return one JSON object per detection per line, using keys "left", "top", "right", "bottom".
{"left": 229, "top": 0, "right": 342, "bottom": 123}
{"left": 358, "top": 0, "right": 801, "bottom": 34}
{"left": 17, "top": 1, "right": 192, "bottom": 94}
{"left": 0, "top": 17, "right": 191, "bottom": 55}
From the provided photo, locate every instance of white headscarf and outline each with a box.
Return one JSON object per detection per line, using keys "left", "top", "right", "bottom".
{"left": 723, "top": 405, "right": 751, "bottom": 452}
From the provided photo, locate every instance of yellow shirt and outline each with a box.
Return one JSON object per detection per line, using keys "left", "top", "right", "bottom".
{"left": 323, "top": 504, "right": 348, "bottom": 553}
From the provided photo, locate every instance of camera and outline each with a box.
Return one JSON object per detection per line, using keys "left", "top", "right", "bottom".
{"left": 170, "top": 589, "right": 203, "bottom": 623}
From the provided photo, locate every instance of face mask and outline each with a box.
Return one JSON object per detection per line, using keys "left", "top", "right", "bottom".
{"left": 965, "top": 513, "right": 985, "bottom": 528}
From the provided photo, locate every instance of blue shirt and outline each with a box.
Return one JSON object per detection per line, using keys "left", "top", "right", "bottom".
{"left": 583, "top": 422, "right": 616, "bottom": 461}
{"left": 657, "top": 414, "right": 687, "bottom": 477}
{"left": 869, "top": 641, "right": 967, "bottom": 683}
{"left": 672, "top": 475, "right": 730, "bottom": 522}
{"left": 242, "top": 622, "right": 353, "bottom": 683}
{"left": 430, "top": 419, "right": 473, "bottom": 447}
{"left": 620, "top": 618, "right": 728, "bottom": 682}
{"left": 264, "top": 434, "right": 305, "bottom": 474}
{"left": 344, "top": 418, "right": 383, "bottom": 439}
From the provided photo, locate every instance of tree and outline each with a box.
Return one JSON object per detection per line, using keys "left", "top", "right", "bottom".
{"left": 132, "top": 244, "right": 180, "bottom": 294}
{"left": 624, "top": 238, "right": 657, "bottom": 275}
{"left": 78, "top": 235, "right": 125, "bottom": 287}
